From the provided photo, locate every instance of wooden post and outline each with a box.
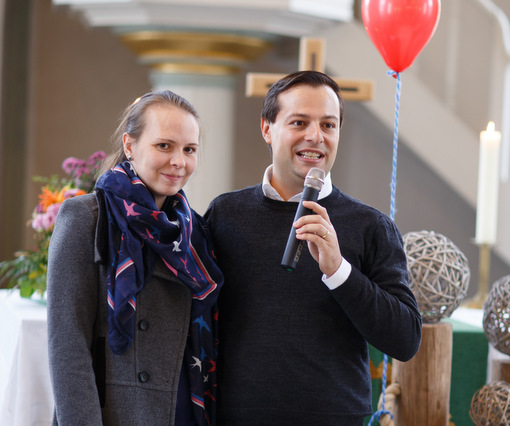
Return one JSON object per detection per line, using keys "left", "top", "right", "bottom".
{"left": 391, "top": 322, "right": 453, "bottom": 426}
{"left": 500, "top": 362, "right": 510, "bottom": 382}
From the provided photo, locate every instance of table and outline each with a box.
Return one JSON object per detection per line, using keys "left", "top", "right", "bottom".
{"left": 0, "top": 289, "right": 53, "bottom": 425}
{"left": 447, "top": 308, "right": 488, "bottom": 426}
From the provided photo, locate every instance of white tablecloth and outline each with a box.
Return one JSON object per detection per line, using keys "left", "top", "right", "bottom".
{"left": 0, "top": 289, "right": 53, "bottom": 425}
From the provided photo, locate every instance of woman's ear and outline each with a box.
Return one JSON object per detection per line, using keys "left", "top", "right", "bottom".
{"left": 122, "top": 133, "right": 133, "bottom": 159}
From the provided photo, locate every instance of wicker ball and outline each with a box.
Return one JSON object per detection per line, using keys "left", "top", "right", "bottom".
{"left": 483, "top": 275, "right": 510, "bottom": 355}
{"left": 403, "top": 230, "right": 470, "bottom": 323}
{"left": 470, "top": 381, "right": 510, "bottom": 425}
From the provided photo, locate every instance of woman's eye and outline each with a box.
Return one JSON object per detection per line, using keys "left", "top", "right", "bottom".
{"left": 184, "top": 147, "right": 197, "bottom": 154}
{"left": 157, "top": 143, "right": 169, "bottom": 149}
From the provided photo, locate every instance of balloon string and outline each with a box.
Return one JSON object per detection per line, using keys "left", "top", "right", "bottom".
{"left": 388, "top": 70, "right": 401, "bottom": 222}
{"left": 368, "top": 70, "right": 401, "bottom": 426}
{"left": 368, "top": 353, "right": 392, "bottom": 425}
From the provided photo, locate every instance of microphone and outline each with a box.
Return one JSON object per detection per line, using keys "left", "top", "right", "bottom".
{"left": 281, "top": 167, "right": 326, "bottom": 271}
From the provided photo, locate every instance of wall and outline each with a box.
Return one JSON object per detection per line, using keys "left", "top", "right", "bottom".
{"left": 0, "top": 0, "right": 31, "bottom": 262}
{"left": 338, "top": 102, "right": 509, "bottom": 297}
{"left": 21, "top": 0, "right": 151, "bottom": 248}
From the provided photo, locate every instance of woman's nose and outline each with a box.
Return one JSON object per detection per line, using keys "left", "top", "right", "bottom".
{"left": 171, "top": 152, "right": 185, "bottom": 168}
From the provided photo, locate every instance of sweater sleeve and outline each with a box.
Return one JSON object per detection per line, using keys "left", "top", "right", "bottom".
{"left": 330, "top": 214, "right": 422, "bottom": 362}
{"left": 46, "top": 195, "right": 103, "bottom": 424}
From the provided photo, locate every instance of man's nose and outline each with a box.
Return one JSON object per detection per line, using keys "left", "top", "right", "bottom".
{"left": 305, "top": 122, "right": 323, "bottom": 143}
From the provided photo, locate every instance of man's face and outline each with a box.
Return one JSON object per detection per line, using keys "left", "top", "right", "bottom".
{"left": 261, "top": 84, "right": 340, "bottom": 200}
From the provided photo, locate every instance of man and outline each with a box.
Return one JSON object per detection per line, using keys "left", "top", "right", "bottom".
{"left": 205, "top": 71, "right": 422, "bottom": 425}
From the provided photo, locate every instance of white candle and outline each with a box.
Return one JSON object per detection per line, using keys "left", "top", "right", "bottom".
{"left": 475, "top": 121, "right": 502, "bottom": 244}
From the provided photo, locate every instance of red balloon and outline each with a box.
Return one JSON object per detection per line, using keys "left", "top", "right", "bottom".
{"left": 361, "top": 0, "right": 441, "bottom": 73}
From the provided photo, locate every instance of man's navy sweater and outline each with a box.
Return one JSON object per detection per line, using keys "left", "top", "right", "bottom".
{"left": 206, "top": 184, "right": 421, "bottom": 425}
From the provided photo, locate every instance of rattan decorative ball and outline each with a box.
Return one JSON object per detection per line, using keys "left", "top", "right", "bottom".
{"left": 483, "top": 274, "right": 510, "bottom": 355}
{"left": 470, "top": 381, "right": 510, "bottom": 425}
{"left": 403, "top": 230, "right": 470, "bottom": 323}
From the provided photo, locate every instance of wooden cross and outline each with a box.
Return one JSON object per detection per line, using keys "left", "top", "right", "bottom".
{"left": 246, "top": 37, "right": 373, "bottom": 101}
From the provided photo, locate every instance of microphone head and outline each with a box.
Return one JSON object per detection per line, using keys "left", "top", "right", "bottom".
{"left": 304, "top": 168, "right": 325, "bottom": 191}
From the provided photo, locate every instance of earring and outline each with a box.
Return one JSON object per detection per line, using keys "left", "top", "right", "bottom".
{"left": 127, "top": 156, "right": 137, "bottom": 176}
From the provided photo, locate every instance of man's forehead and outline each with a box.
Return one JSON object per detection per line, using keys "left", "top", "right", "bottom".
{"left": 284, "top": 111, "right": 339, "bottom": 122}
{"left": 278, "top": 84, "right": 339, "bottom": 105}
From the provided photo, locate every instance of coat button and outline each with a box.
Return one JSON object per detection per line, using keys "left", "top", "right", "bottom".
{"left": 139, "top": 320, "right": 150, "bottom": 331}
{"left": 138, "top": 371, "right": 150, "bottom": 383}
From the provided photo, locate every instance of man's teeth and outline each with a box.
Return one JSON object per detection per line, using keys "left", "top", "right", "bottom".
{"left": 299, "top": 151, "right": 322, "bottom": 159}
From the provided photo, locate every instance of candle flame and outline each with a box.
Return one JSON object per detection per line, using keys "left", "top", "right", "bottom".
{"left": 487, "top": 121, "right": 496, "bottom": 132}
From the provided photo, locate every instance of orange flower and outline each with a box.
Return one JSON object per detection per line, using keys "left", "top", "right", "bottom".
{"left": 63, "top": 188, "right": 86, "bottom": 199}
{"left": 38, "top": 186, "right": 69, "bottom": 212}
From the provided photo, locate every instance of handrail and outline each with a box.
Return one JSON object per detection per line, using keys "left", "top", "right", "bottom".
{"left": 476, "top": 0, "right": 510, "bottom": 56}
{"left": 475, "top": 0, "right": 510, "bottom": 180}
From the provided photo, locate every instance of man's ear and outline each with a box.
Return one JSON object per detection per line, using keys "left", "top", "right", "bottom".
{"left": 261, "top": 118, "right": 271, "bottom": 146}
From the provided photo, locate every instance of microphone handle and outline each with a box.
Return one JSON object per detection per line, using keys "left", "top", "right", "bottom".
{"left": 281, "top": 186, "right": 320, "bottom": 271}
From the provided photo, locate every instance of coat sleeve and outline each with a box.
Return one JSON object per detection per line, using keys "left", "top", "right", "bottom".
{"left": 47, "top": 194, "right": 104, "bottom": 424}
{"left": 331, "top": 214, "right": 422, "bottom": 362}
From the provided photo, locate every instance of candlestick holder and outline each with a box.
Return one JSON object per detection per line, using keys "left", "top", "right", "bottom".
{"left": 463, "top": 243, "right": 493, "bottom": 309}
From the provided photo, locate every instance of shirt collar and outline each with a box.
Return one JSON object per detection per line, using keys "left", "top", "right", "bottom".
{"left": 262, "top": 165, "right": 333, "bottom": 202}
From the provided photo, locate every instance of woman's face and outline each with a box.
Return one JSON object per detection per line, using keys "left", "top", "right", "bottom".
{"left": 123, "top": 103, "right": 200, "bottom": 209}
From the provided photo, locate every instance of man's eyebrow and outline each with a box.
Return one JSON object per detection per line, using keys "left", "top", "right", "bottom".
{"left": 287, "top": 113, "right": 339, "bottom": 121}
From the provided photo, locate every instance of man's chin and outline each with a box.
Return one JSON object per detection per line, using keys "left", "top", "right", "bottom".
{"left": 300, "top": 163, "right": 328, "bottom": 177}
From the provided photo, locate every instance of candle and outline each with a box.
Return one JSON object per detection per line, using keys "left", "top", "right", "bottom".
{"left": 475, "top": 121, "right": 502, "bottom": 244}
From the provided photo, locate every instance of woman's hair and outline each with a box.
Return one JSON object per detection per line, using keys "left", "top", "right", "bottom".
{"left": 261, "top": 70, "right": 344, "bottom": 128}
{"left": 99, "top": 90, "right": 201, "bottom": 175}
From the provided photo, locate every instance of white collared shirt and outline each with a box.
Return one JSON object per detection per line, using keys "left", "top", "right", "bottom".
{"left": 261, "top": 165, "right": 352, "bottom": 290}
{"left": 262, "top": 165, "right": 333, "bottom": 201}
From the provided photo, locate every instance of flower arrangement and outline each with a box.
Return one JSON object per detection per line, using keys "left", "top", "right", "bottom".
{"left": 0, "top": 151, "right": 106, "bottom": 298}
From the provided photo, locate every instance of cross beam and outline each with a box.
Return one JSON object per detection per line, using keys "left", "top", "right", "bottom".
{"left": 245, "top": 38, "right": 373, "bottom": 102}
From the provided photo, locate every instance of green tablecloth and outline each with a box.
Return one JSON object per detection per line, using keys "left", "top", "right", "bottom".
{"left": 366, "top": 318, "right": 488, "bottom": 425}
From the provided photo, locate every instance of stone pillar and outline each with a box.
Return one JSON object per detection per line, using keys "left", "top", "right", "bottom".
{"left": 150, "top": 73, "right": 236, "bottom": 215}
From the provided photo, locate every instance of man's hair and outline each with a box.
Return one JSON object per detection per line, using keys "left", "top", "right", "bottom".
{"left": 261, "top": 71, "right": 344, "bottom": 126}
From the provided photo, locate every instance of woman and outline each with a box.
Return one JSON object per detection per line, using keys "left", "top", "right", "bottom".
{"left": 47, "top": 90, "right": 223, "bottom": 425}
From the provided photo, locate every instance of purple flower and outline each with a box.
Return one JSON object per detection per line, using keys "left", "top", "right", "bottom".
{"left": 31, "top": 214, "right": 44, "bottom": 231}
{"left": 34, "top": 203, "right": 45, "bottom": 214}
{"left": 32, "top": 203, "right": 61, "bottom": 231}
{"left": 74, "top": 166, "right": 91, "bottom": 179}
{"left": 62, "top": 157, "right": 85, "bottom": 174}
{"left": 61, "top": 151, "right": 105, "bottom": 191}
{"left": 87, "top": 151, "right": 106, "bottom": 166}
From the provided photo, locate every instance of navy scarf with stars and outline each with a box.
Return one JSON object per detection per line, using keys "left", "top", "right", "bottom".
{"left": 95, "top": 161, "right": 223, "bottom": 425}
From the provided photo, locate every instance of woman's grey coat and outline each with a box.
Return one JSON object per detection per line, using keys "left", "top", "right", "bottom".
{"left": 47, "top": 193, "right": 192, "bottom": 425}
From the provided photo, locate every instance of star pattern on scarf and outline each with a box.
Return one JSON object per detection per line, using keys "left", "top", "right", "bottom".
{"left": 123, "top": 200, "right": 140, "bottom": 216}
